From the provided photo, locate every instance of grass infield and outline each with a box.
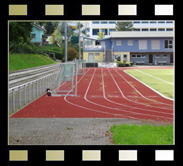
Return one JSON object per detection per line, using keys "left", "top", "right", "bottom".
{"left": 110, "top": 124, "right": 173, "bottom": 145}
{"left": 125, "top": 69, "right": 174, "bottom": 99}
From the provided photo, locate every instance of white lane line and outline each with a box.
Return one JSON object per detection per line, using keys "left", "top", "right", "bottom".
{"left": 101, "top": 68, "right": 173, "bottom": 119}
{"left": 64, "top": 68, "right": 137, "bottom": 119}
{"left": 84, "top": 68, "right": 167, "bottom": 119}
{"left": 135, "top": 69, "right": 173, "bottom": 85}
{"left": 114, "top": 68, "right": 173, "bottom": 110}
{"left": 123, "top": 69, "right": 174, "bottom": 102}
{"left": 83, "top": 69, "right": 140, "bottom": 119}
{"left": 108, "top": 69, "right": 172, "bottom": 115}
{"left": 65, "top": 68, "right": 171, "bottom": 120}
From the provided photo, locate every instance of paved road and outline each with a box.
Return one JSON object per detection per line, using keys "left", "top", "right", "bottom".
{"left": 9, "top": 118, "right": 164, "bottom": 145}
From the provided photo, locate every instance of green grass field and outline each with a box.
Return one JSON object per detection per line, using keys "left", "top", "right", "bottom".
{"left": 9, "top": 54, "right": 58, "bottom": 72}
{"left": 110, "top": 124, "right": 173, "bottom": 145}
{"left": 125, "top": 69, "right": 174, "bottom": 99}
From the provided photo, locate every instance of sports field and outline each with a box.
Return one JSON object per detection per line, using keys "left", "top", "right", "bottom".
{"left": 10, "top": 66, "right": 174, "bottom": 124}
{"left": 125, "top": 68, "right": 174, "bottom": 99}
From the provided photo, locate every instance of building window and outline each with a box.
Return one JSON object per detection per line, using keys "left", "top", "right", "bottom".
{"left": 128, "top": 40, "right": 133, "bottom": 46}
{"left": 166, "top": 28, "right": 173, "bottom": 31}
{"left": 109, "top": 29, "right": 115, "bottom": 34}
{"left": 165, "top": 40, "right": 173, "bottom": 49}
{"left": 151, "top": 40, "right": 160, "bottom": 49}
{"left": 155, "top": 55, "right": 160, "bottom": 58}
{"left": 92, "top": 21, "right": 99, "bottom": 24}
{"left": 141, "top": 55, "right": 146, "bottom": 58}
{"left": 158, "top": 21, "right": 165, "bottom": 23}
{"left": 95, "top": 53, "right": 100, "bottom": 56}
{"left": 123, "top": 54, "right": 127, "bottom": 58}
{"left": 102, "top": 29, "right": 108, "bottom": 35}
{"left": 92, "top": 29, "right": 99, "bottom": 35}
{"left": 101, "top": 21, "right": 108, "bottom": 24}
{"left": 142, "top": 21, "right": 148, "bottom": 23}
{"left": 116, "top": 40, "right": 122, "bottom": 46}
{"left": 31, "top": 34, "right": 36, "bottom": 39}
{"left": 134, "top": 28, "right": 140, "bottom": 31}
{"left": 139, "top": 40, "right": 147, "bottom": 50}
{"left": 158, "top": 28, "right": 165, "bottom": 31}
{"left": 150, "top": 21, "right": 157, "bottom": 23}
{"left": 163, "top": 55, "right": 168, "bottom": 58}
{"left": 142, "top": 28, "right": 148, "bottom": 31}
{"left": 131, "top": 54, "right": 146, "bottom": 58}
{"left": 115, "top": 54, "right": 121, "bottom": 61}
{"left": 133, "top": 21, "right": 140, "bottom": 24}
{"left": 150, "top": 28, "right": 157, "bottom": 31}
{"left": 109, "top": 21, "right": 116, "bottom": 24}
{"left": 166, "top": 21, "right": 173, "bottom": 23}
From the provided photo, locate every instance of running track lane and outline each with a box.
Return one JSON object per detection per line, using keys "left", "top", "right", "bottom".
{"left": 85, "top": 68, "right": 173, "bottom": 122}
{"left": 11, "top": 68, "right": 174, "bottom": 122}
{"left": 117, "top": 67, "right": 173, "bottom": 105}
{"left": 107, "top": 68, "right": 173, "bottom": 110}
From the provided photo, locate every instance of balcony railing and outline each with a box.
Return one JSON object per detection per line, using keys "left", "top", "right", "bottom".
{"left": 84, "top": 45, "right": 104, "bottom": 50}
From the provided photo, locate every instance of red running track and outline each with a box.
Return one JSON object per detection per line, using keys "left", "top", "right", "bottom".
{"left": 11, "top": 67, "right": 174, "bottom": 123}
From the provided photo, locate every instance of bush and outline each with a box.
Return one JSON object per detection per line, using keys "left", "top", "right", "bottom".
{"left": 67, "top": 47, "right": 77, "bottom": 61}
{"left": 9, "top": 42, "right": 41, "bottom": 54}
{"left": 39, "top": 44, "right": 64, "bottom": 60}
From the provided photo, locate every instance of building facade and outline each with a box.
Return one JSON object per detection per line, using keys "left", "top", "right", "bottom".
{"left": 83, "top": 31, "right": 174, "bottom": 65}
{"left": 86, "top": 20, "right": 174, "bottom": 39}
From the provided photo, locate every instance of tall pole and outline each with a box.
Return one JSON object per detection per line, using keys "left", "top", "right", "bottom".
{"left": 64, "top": 22, "right": 67, "bottom": 62}
{"left": 85, "top": 22, "right": 87, "bottom": 36}
{"left": 78, "top": 21, "right": 81, "bottom": 61}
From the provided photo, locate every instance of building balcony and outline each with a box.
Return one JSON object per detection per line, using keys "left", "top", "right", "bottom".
{"left": 84, "top": 45, "right": 105, "bottom": 51}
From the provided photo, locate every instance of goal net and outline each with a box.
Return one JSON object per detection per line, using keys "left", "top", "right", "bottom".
{"left": 50, "top": 62, "right": 77, "bottom": 97}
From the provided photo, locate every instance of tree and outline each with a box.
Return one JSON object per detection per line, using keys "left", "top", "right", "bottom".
{"left": 115, "top": 21, "right": 133, "bottom": 31}
{"left": 59, "top": 22, "right": 72, "bottom": 37}
{"left": 97, "top": 31, "right": 104, "bottom": 39}
{"left": 9, "top": 22, "right": 33, "bottom": 44}
{"left": 76, "top": 22, "right": 83, "bottom": 29}
{"left": 44, "top": 22, "right": 59, "bottom": 34}
{"left": 50, "top": 27, "right": 62, "bottom": 44}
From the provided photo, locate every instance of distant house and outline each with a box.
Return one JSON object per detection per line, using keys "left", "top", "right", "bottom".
{"left": 83, "top": 31, "right": 174, "bottom": 65}
{"left": 30, "top": 24, "right": 46, "bottom": 46}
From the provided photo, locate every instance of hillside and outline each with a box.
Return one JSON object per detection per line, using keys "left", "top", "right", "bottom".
{"left": 9, "top": 54, "right": 58, "bottom": 72}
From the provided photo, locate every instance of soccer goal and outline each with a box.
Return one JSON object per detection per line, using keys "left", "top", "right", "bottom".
{"left": 76, "top": 59, "right": 86, "bottom": 75}
{"left": 49, "top": 62, "right": 78, "bottom": 97}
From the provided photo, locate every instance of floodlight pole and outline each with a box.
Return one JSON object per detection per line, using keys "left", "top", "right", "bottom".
{"left": 64, "top": 22, "right": 67, "bottom": 62}
{"left": 78, "top": 21, "right": 81, "bottom": 61}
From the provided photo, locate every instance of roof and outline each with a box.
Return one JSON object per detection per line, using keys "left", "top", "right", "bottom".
{"left": 32, "top": 24, "right": 46, "bottom": 32}
{"left": 110, "top": 31, "right": 174, "bottom": 38}
{"left": 83, "top": 36, "right": 111, "bottom": 41}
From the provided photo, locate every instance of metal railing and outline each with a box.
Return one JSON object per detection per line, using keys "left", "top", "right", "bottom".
{"left": 9, "top": 71, "right": 58, "bottom": 116}
{"left": 84, "top": 45, "right": 104, "bottom": 50}
{"left": 8, "top": 60, "right": 87, "bottom": 115}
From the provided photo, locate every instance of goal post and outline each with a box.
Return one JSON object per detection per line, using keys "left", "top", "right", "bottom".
{"left": 47, "top": 59, "right": 86, "bottom": 97}
{"left": 50, "top": 62, "right": 77, "bottom": 97}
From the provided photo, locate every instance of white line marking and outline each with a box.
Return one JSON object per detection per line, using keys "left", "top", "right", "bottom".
{"left": 65, "top": 68, "right": 172, "bottom": 120}
{"left": 84, "top": 68, "right": 172, "bottom": 119}
{"left": 123, "top": 69, "right": 174, "bottom": 102}
{"left": 104, "top": 68, "right": 173, "bottom": 117}
{"left": 114, "top": 68, "right": 173, "bottom": 109}
{"left": 64, "top": 68, "right": 138, "bottom": 119}
{"left": 135, "top": 69, "right": 173, "bottom": 85}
